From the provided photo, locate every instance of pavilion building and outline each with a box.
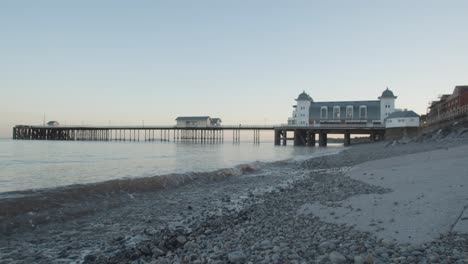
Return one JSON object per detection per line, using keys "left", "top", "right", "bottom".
{"left": 288, "top": 88, "right": 397, "bottom": 126}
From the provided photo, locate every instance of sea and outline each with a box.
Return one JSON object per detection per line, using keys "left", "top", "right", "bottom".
{"left": 0, "top": 138, "right": 343, "bottom": 193}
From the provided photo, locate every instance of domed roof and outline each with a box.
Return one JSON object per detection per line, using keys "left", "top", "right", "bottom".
{"left": 379, "top": 87, "right": 397, "bottom": 99}
{"left": 296, "top": 91, "right": 313, "bottom": 101}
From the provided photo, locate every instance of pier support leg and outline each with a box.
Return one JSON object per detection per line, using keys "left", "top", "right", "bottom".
{"left": 307, "top": 131, "right": 315, "bottom": 146}
{"left": 378, "top": 132, "right": 385, "bottom": 141}
{"left": 274, "top": 130, "right": 281, "bottom": 145}
{"left": 294, "top": 129, "right": 307, "bottom": 146}
{"left": 282, "top": 130, "right": 287, "bottom": 146}
{"left": 319, "top": 132, "right": 327, "bottom": 147}
{"left": 344, "top": 132, "right": 351, "bottom": 146}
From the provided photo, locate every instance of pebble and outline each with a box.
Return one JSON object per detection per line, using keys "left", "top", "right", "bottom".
{"left": 176, "top": 236, "right": 187, "bottom": 245}
{"left": 227, "top": 250, "right": 246, "bottom": 264}
{"left": 354, "top": 255, "right": 365, "bottom": 264}
{"left": 328, "top": 251, "right": 346, "bottom": 264}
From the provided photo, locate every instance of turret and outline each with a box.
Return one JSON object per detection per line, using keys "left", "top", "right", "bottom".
{"left": 379, "top": 87, "right": 397, "bottom": 122}
{"left": 295, "top": 91, "right": 313, "bottom": 126}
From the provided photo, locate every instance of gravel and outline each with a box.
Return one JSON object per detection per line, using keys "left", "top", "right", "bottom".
{"left": 1, "top": 131, "right": 468, "bottom": 263}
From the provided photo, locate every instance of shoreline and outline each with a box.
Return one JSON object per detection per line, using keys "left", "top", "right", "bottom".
{"left": 1, "top": 136, "right": 468, "bottom": 263}
{"left": 0, "top": 140, "right": 342, "bottom": 194}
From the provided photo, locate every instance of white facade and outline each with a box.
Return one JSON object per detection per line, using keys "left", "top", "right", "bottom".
{"left": 296, "top": 99, "right": 311, "bottom": 125}
{"left": 380, "top": 97, "right": 396, "bottom": 121}
{"left": 176, "top": 116, "right": 222, "bottom": 128}
{"left": 176, "top": 119, "right": 210, "bottom": 128}
{"left": 385, "top": 117, "right": 420, "bottom": 128}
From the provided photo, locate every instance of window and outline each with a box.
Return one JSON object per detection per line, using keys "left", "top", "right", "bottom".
{"left": 333, "top": 106, "right": 340, "bottom": 119}
{"left": 346, "top": 106, "right": 353, "bottom": 119}
{"left": 321, "top": 106, "right": 328, "bottom": 119}
{"left": 359, "top": 105, "right": 367, "bottom": 119}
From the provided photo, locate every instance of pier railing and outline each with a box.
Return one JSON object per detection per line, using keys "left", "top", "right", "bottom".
{"left": 278, "top": 123, "right": 385, "bottom": 129}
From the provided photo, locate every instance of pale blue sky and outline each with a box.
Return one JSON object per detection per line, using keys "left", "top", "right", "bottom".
{"left": 1, "top": 0, "right": 467, "bottom": 137}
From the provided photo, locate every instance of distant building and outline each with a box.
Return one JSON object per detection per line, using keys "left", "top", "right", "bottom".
{"left": 175, "top": 116, "right": 222, "bottom": 128}
{"left": 385, "top": 110, "right": 420, "bottom": 128}
{"left": 288, "top": 88, "right": 397, "bottom": 125}
{"left": 210, "top": 118, "right": 222, "bottom": 126}
{"left": 427, "top": 85, "right": 468, "bottom": 124}
{"left": 47, "top": 121, "right": 60, "bottom": 126}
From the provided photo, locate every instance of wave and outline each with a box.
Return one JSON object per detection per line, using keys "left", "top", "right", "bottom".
{"left": 0, "top": 148, "right": 345, "bottom": 233}
{"left": 0, "top": 161, "right": 268, "bottom": 221}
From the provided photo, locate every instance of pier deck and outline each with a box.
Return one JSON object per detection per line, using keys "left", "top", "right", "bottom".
{"left": 12, "top": 124, "right": 386, "bottom": 146}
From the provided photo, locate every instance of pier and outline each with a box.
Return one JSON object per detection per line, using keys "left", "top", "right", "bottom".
{"left": 12, "top": 124, "right": 385, "bottom": 146}
{"left": 12, "top": 125, "right": 270, "bottom": 144}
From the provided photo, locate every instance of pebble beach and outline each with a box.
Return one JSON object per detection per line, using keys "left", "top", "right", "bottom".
{"left": 1, "top": 129, "right": 468, "bottom": 264}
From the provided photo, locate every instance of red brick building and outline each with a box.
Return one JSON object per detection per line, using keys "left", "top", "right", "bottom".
{"left": 427, "top": 86, "right": 468, "bottom": 124}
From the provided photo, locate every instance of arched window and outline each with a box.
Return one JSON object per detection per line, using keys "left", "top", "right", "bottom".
{"left": 320, "top": 106, "right": 328, "bottom": 119}
{"left": 333, "top": 106, "right": 341, "bottom": 119}
{"left": 359, "top": 105, "right": 367, "bottom": 119}
{"left": 346, "top": 106, "right": 353, "bottom": 119}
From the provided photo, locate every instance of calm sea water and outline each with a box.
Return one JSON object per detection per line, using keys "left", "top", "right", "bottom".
{"left": 0, "top": 138, "right": 343, "bottom": 193}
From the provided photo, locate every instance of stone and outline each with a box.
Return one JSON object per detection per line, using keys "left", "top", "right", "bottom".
{"left": 228, "top": 251, "right": 246, "bottom": 264}
{"left": 138, "top": 245, "right": 151, "bottom": 256}
{"left": 329, "top": 251, "right": 346, "bottom": 264}
{"left": 151, "top": 247, "right": 165, "bottom": 257}
{"left": 176, "top": 236, "right": 187, "bottom": 245}
{"left": 260, "top": 239, "right": 272, "bottom": 249}
{"left": 84, "top": 254, "right": 96, "bottom": 262}
{"left": 429, "top": 255, "right": 440, "bottom": 263}
{"left": 271, "top": 254, "right": 280, "bottom": 262}
{"left": 380, "top": 239, "right": 393, "bottom": 247}
{"left": 354, "top": 255, "right": 365, "bottom": 264}
{"left": 316, "top": 255, "right": 328, "bottom": 264}
{"left": 365, "top": 254, "right": 375, "bottom": 264}
{"left": 319, "top": 241, "right": 335, "bottom": 250}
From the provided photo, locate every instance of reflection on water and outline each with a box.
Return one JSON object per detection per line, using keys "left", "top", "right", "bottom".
{"left": 0, "top": 139, "right": 343, "bottom": 193}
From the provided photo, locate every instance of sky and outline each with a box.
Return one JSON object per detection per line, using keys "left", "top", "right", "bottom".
{"left": 1, "top": 0, "right": 468, "bottom": 138}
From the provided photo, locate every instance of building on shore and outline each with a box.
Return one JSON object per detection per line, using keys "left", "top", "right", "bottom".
{"left": 385, "top": 110, "right": 420, "bottom": 128}
{"left": 427, "top": 85, "right": 468, "bottom": 125}
{"left": 385, "top": 110, "right": 421, "bottom": 139}
{"left": 175, "top": 116, "right": 222, "bottom": 128}
{"left": 287, "top": 88, "right": 397, "bottom": 126}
